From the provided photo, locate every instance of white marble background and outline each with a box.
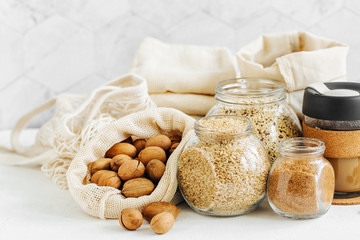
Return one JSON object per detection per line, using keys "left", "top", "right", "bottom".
{"left": 1, "top": 0, "right": 360, "bottom": 129}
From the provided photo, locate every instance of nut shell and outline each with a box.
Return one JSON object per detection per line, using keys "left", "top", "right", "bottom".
{"left": 90, "top": 158, "right": 112, "bottom": 175}
{"left": 133, "top": 139, "right": 146, "bottom": 154}
{"left": 90, "top": 170, "right": 109, "bottom": 184}
{"left": 111, "top": 154, "right": 132, "bottom": 172}
{"left": 118, "top": 160, "right": 145, "bottom": 181}
{"left": 145, "top": 134, "right": 172, "bottom": 151}
{"left": 138, "top": 146, "right": 167, "bottom": 165}
{"left": 105, "top": 143, "right": 137, "bottom": 158}
{"left": 119, "top": 208, "right": 143, "bottom": 230}
{"left": 146, "top": 159, "right": 166, "bottom": 183}
{"left": 150, "top": 212, "right": 174, "bottom": 234}
{"left": 98, "top": 171, "right": 121, "bottom": 188}
{"left": 169, "top": 142, "right": 180, "bottom": 154}
{"left": 142, "top": 202, "right": 181, "bottom": 222}
{"left": 121, "top": 178, "right": 155, "bottom": 198}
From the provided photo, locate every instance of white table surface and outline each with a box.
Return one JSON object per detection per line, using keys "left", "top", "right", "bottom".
{"left": 0, "top": 129, "right": 359, "bottom": 240}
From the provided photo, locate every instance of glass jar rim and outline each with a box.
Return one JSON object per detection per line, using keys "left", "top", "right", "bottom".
{"left": 215, "top": 77, "right": 286, "bottom": 104}
{"left": 279, "top": 137, "right": 325, "bottom": 156}
{"left": 195, "top": 115, "right": 252, "bottom": 136}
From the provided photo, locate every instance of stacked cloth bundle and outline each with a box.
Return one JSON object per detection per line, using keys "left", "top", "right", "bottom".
{"left": 129, "top": 37, "right": 237, "bottom": 118}
{"left": 130, "top": 32, "right": 349, "bottom": 119}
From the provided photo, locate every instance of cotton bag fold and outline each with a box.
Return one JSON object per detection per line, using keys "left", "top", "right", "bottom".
{"left": 130, "top": 37, "right": 237, "bottom": 116}
{"left": 236, "top": 31, "right": 349, "bottom": 117}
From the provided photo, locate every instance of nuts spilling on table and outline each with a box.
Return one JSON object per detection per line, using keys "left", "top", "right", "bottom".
{"left": 142, "top": 202, "right": 181, "bottom": 222}
{"left": 118, "top": 202, "right": 180, "bottom": 234}
{"left": 119, "top": 208, "right": 143, "bottom": 230}
{"left": 150, "top": 212, "right": 175, "bottom": 234}
{"left": 88, "top": 134, "right": 181, "bottom": 198}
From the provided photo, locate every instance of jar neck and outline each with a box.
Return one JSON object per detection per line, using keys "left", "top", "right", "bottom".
{"left": 215, "top": 78, "right": 286, "bottom": 105}
{"left": 279, "top": 137, "right": 325, "bottom": 159}
{"left": 195, "top": 115, "right": 252, "bottom": 143}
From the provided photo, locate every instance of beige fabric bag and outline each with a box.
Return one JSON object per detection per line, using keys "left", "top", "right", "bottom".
{"left": 67, "top": 107, "right": 195, "bottom": 219}
{"left": 150, "top": 93, "right": 216, "bottom": 117}
{"left": 236, "top": 31, "right": 349, "bottom": 117}
{"left": 130, "top": 37, "right": 237, "bottom": 116}
{"left": 0, "top": 73, "right": 155, "bottom": 189}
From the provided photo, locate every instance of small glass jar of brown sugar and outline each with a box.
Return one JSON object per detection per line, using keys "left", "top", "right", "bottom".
{"left": 267, "top": 137, "right": 335, "bottom": 219}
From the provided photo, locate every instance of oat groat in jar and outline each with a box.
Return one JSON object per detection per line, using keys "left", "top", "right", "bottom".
{"left": 207, "top": 78, "right": 301, "bottom": 164}
{"left": 178, "top": 115, "right": 270, "bottom": 216}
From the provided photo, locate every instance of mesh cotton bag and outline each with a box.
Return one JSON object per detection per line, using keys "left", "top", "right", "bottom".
{"left": 0, "top": 73, "right": 155, "bottom": 189}
{"left": 67, "top": 107, "right": 195, "bottom": 219}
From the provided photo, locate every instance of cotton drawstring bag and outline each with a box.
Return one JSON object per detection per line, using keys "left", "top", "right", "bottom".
{"left": 236, "top": 31, "right": 349, "bottom": 118}
{"left": 0, "top": 73, "right": 155, "bottom": 189}
{"left": 129, "top": 37, "right": 237, "bottom": 117}
{"left": 67, "top": 107, "right": 195, "bottom": 219}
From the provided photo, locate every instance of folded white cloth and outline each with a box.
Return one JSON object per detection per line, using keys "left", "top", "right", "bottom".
{"left": 236, "top": 31, "right": 349, "bottom": 117}
{"left": 150, "top": 93, "right": 215, "bottom": 116}
{"left": 130, "top": 37, "right": 237, "bottom": 95}
{"left": 237, "top": 31, "right": 348, "bottom": 92}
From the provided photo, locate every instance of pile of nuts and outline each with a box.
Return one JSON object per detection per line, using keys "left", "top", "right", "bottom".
{"left": 88, "top": 134, "right": 181, "bottom": 198}
{"left": 119, "top": 202, "right": 181, "bottom": 234}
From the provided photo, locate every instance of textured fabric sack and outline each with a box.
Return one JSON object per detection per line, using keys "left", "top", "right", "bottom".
{"left": 236, "top": 31, "right": 349, "bottom": 117}
{"left": 67, "top": 107, "right": 195, "bottom": 219}
{"left": 0, "top": 73, "right": 155, "bottom": 189}
{"left": 130, "top": 37, "right": 237, "bottom": 116}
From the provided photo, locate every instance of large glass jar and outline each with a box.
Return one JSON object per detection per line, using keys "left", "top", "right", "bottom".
{"left": 207, "top": 78, "right": 301, "bottom": 164}
{"left": 267, "top": 137, "right": 335, "bottom": 219}
{"left": 178, "top": 115, "right": 270, "bottom": 216}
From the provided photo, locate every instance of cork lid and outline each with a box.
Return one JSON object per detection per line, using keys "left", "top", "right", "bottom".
{"left": 303, "top": 82, "right": 360, "bottom": 121}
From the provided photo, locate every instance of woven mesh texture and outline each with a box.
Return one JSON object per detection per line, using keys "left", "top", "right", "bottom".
{"left": 67, "top": 108, "right": 195, "bottom": 219}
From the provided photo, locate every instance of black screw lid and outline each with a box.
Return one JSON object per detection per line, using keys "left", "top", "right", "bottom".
{"left": 302, "top": 82, "right": 360, "bottom": 121}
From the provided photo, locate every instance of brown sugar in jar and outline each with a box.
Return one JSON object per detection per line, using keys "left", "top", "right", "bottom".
{"left": 267, "top": 137, "right": 335, "bottom": 219}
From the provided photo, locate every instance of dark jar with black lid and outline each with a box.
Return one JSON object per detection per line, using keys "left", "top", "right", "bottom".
{"left": 302, "top": 82, "right": 360, "bottom": 198}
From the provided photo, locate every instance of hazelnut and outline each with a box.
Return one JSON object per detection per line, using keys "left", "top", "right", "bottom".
{"left": 138, "top": 146, "right": 167, "bottom": 165}
{"left": 105, "top": 143, "right": 137, "bottom": 158}
{"left": 150, "top": 212, "right": 174, "bottom": 234}
{"left": 133, "top": 139, "right": 146, "bottom": 154}
{"left": 118, "top": 160, "right": 145, "bottom": 181}
{"left": 98, "top": 171, "right": 121, "bottom": 188}
{"left": 119, "top": 208, "right": 143, "bottom": 230}
{"left": 146, "top": 159, "right": 166, "bottom": 183}
{"left": 111, "top": 154, "right": 132, "bottom": 172}
{"left": 121, "top": 178, "right": 155, "bottom": 198}
{"left": 142, "top": 202, "right": 181, "bottom": 222}
{"left": 145, "top": 134, "right": 172, "bottom": 151}
{"left": 90, "top": 158, "right": 112, "bottom": 175}
{"left": 90, "top": 170, "right": 109, "bottom": 184}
